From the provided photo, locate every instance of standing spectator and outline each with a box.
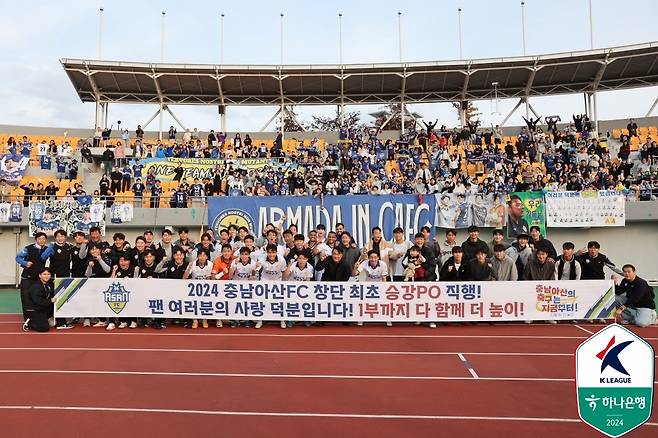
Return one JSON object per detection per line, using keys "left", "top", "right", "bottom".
{"left": 168, "top": 126, "right": 177, "bottom": 140}
{"left": 577, "top": 241, "right": 623, "bottom": 280}
{"left": 491, "top": 244, "right": 518, "bottom": 281}
{"left": 439, "top": 246, "right": 470, "bottom": 282}
{"left": 110, "top": 166, "right": 123, "bottom": 194}
{"left": 135, "top": 125, "right": 144, "bottom": 140}
{"left": 316, "top": 246, "right": 352, "bottom": 282}
{"left": 102, "top": 145, "right": 115, "bottom": 176}
{"left": 461, "top": 225, "right": 490, "bottom": 261}
{"left": 436, "top": 228, "right": 458, "bottom": 270}
{"left": 627, "top": 118, "right": 638, "bottom": 137}
{"left": 388, "top": 227, "right": 412, "bottom": 281}
{"left": 505, "top": 233, "right": 533, "bottom": 280}
{"left": 614, "top": 265, "right": 656, "bottom": 327}
{"left": 554, "top": 242, "right": 581, "bottom": 280}
{"left": 528, "top": 226, "right": 557, "bottom": 260}
{"left": 523, "top": 248, "right": 555, "bottom": 281}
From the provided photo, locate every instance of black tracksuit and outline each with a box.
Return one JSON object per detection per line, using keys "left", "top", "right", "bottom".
{"left": 578, "top": 253, "right": 621, "bottom": 280}
{"left": 317, "top": 257, "right": 352, "bottom": 282}
{"left": 439, "top": 256, "right": 471, "bottom": 281}
{"left": 615, "top": 276, "right": 656, "bottom": 310}
{"left": 25, "top": 281, "right": 55, "bottom": 332}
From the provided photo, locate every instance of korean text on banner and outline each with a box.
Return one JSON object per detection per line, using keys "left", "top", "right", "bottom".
{"left": 54, "top": 278, "right": 615, "bottom": 322}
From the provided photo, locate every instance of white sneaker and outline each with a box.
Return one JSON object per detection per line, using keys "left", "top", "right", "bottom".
{"left": 597, "top": 318, "right": 607, "bottom": 324}
{"left": 414, "top": 322, "right": 422, "bottom": 326}
{"left": 83, "top": 318, "right": 91, "bottom": 327}
{"left": 357, "top": 322, "right": 364, "bottom": 326}
{"left": 48, "top": 317, "right": 55, "bottom": 328}
{"left": 118, "top": 322, "right": 128, "bottom": 329}
{"left": 255, "top": 321, "right": 263, "bottom": 329}
{"left": 524, "top": 320, "right": 534, "bottom": 324}
{"left": 93, "top": 321, "right": 107, "bottom": 328}
{"left": 216, "top": 320, "right": 223, "bottom": 328}
{"left": 106, "top": 323, "right": 116, "bottom": 331}
{"left": 385, "top": 321, "right": 392, "bottom": 327}
{"left": 548, "top": 320, "right": 557, "bottom": 325}
{"left": 129, "top": 321, "right": 138, "bottom": 329}
{"left": 429, "top": 322, "right": 437, "bottom": 329}
{"left": 280, "top": 321, "right": 286, "bottom": 329}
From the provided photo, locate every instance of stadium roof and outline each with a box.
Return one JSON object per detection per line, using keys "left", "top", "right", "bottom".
{"left": 61, "top": 41, "right": 658, "bottom": 106}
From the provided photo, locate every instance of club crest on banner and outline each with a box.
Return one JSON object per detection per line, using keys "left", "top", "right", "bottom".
{"left": 103, "top": 282, "right": 130, "bottom": 314}
{"left": 212, "top": 209, "right": 255, "bottom": 235}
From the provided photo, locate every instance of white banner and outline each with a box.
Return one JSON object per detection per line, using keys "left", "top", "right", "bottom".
{"left": 545, "top": 190, "right": 625, "bottom": 227}
{"left": 54, "top": 278, "right": 616, "bottom": 322}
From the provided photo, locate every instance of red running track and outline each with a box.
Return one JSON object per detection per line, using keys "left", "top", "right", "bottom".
{"left": 0, "top": 317, "right": 656, "bottom": 437}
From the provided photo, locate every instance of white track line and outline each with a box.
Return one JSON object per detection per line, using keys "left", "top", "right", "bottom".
{"left": 4, "top": 405, "right": 657, "bottom": 425}
{"left": 457, "top": 353, "right": 480, "bottom": 379}
{"left": 574, "top": 325, "right": 594, "bottom": 335}
{"left": 0, "top": 347, "right": 578, "bottom": 356}
{"left": 0, "top": 369, "right": 577, "bottom": 381}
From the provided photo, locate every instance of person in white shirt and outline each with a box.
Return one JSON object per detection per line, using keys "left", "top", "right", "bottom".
{"left": 314, "top": 231, "right": 337, "bottom": 280}
{"left": 388, "top": 227, "right": 412, "bottom": 282}
{"left": 353, "top": 250, "right": 391, "bottom": 327}
{"left": 258, "top": 244, "right": 289, "bottom": 329}
{"left": 229, "top": 247, "right": 259, "bottom": 328}
{"left": 183, "top": 248, "right": 213, "bottom": 329}
{"left": 283, "top": 252, "right": 315, "bottom": 327}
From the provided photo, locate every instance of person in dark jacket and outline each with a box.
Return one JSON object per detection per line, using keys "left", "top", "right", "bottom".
{"left": 22, "top": 268, "right": 55, "bottom": 332}
{"left": 523, "top": 248, "right": 555, "bottom": 281}
{"left": 577, "top": 241, "right": 623, "bottom": 279}
{"left": 317, "top": 247, "right": 352, "bottom": 282}
{"left": 439, "top": 246, "right": 470, "bottom": 281}
{"left": 461, "top": 225, "right": 490, "bottom": 261}
{"left": 468, "top": 249, "right": 497, "bottom": 281}
{"left": 614, "top": 264, "right": 656, "bottom": 327}
{"left": 528, "top": 226, "right": 557, "bottom": 261}
{"left": 16, "top": 232, "right": 48, "bottom": 320}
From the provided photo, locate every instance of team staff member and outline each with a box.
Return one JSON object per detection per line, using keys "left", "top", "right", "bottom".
{"left": 614, "top": 264, "right": 657, "bottom": 327}
{"left": 83, "top": 244, "right": 113, "bottom": 328}
{"left": 22, "top": 268, "right": 56, "bottom": 332}
{"left": 577, "top": 241, "right": 623, "bottom": 279}
{"left": 41, "top": 229, "right": 73, "bottom": 278}
{"left": 16, "top": 232, "right": 48, "bottom": 320}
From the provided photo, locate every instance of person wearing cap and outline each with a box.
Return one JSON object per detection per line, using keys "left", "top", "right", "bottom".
{"left": 554, "top": 242, "right": 581, "bottom": 280}
{"left": 577, "top": 241, "right": 623, "bottom": 280}
{"left": 523, "top": 248, "right": 555, "bottom": 281}
{"left": 491, "top": 244, "right": 518, "bottom": 281}
{"left": 468, "top": 248, "right": 497, "bottom": 281}
{"left": 613, "top": 264, "right": 657, "bottom": 328}
{"left": 439, "top": 246, "right": 470, "bottom": 281}
{"left": 528, "top": 226, "right": 557, "bottom": 260}
{"left": 461, "top": 225, "right": 490, "bottom": 262}
{"left": 505, "top": 233, "right": 533, "bottom": 280}
{"left": 488, "top": 229, "right": 509, "bottom": 256}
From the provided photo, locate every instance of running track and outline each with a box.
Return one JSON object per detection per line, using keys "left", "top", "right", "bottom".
{"left": 0, "top": 314, "right": 656, "bottom": 438}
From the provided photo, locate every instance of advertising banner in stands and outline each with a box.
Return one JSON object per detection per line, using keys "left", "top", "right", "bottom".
{"left": 435, "top": 193, "right": 507, "bottom": 229}
{"left": 506, "top": 191, "right": 546, "bottom": 239}
{"left": 208, "top": 194, "right": 438, "bottom": 246}
{"left": 0, "top": 154, "right": 30, "bottom": 186}
{"left": 28, "top": 200, "right": 106, "bottom": 236}
{"left": 134, "top": 157, "right": 297, "bottom": 181}
{"left": 545, "top": 190, "right": 626, "bottom": 227}
{"left": 54, "top": 278, "right": 616, "bottom": 322}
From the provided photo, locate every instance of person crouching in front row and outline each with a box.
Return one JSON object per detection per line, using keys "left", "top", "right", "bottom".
{"left": 23, "top": 268, "right": 56, "bottom": 332}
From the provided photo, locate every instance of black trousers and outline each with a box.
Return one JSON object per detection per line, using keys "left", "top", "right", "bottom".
{"left": 25, "top": 308, "right": 52, "bottom": 332}
{"left": 19, "top": 278, "right": 35, "bottom": 321}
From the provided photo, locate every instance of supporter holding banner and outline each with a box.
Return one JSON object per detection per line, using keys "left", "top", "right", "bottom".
{"left": 54, "top": 278, "right": 616, "bottom": 323}
{"left": 545, "top": 190, "right": 626, "bottom": 227}
{"left": 29, "top": 200, "right": 107, "bottom": 236}
{"left": 135, "top": 157, "right": 297, "bottom": 182}
{"left": 435, "top": 193, "right": 506, "bottom": 229}
{"left": 507, "top": 191, "right": 546, "bottom": 239}
{"left": 208, "top": 194, "right": 438, "bottom": 247}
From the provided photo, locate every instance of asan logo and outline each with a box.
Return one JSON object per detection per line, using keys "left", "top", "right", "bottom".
{"left": 103, "top": 282, "right": 130, "bottom": 314}
{"left": 212, "top": 209, "right": 255, "bottom": 234}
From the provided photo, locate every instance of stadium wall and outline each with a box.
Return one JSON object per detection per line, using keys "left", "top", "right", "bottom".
{"left": 1, "top": 202, "right": 657, "bottom": 285}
